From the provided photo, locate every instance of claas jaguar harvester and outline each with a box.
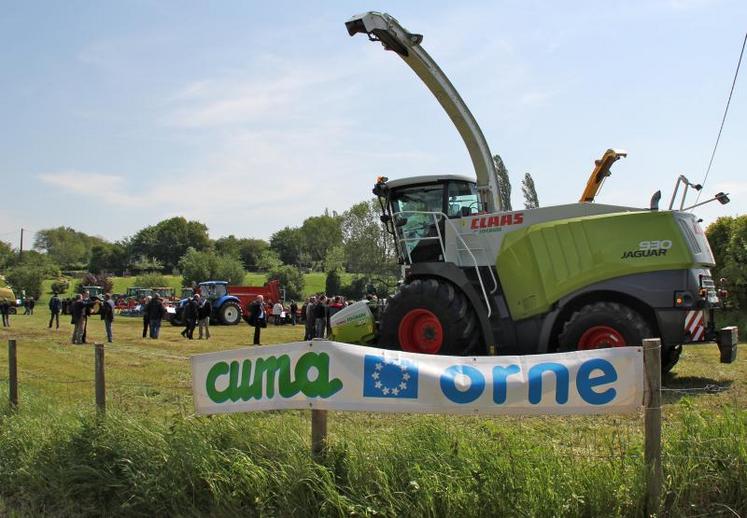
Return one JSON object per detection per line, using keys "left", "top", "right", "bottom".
{"left": 330, "top": 11, "right": 738, "bottom": 372}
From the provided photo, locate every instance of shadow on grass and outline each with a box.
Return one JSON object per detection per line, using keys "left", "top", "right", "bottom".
{"left": 661, "top": 374, "right": 734, "bottom": 404}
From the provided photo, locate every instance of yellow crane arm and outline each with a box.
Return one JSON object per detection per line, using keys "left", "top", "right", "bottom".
{"left": 580, "top": 149, "right": 627, "bottom": 202}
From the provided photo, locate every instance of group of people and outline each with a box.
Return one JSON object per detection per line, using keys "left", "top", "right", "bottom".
{"left": 64, "top": 292, "right": 115, "bottom": 344}
{"left": 179, "top": 293, "right": 212, "bottom": 340}
{"left": 140, "top": 294, "right": 168, "bottom": 339}
{"left": 21, "top": 287, "right": 373, "bottom": 347}
{"left": 301, "top": 295, "right": 349, "bottom": 340}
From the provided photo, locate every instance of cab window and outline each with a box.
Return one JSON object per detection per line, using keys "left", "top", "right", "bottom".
{"left": 447, "top": 181, "right": 481, "bottom": 218}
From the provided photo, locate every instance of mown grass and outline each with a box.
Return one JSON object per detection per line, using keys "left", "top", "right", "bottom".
{"left": 0, "top": 309, "right": 744, "bottom": 516}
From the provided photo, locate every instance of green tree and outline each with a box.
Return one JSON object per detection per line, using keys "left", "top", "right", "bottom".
{"left": 131, "top": 217, "right": 210, "bottom": 271}
{"left": 707, "top": 215, "right": 747, "bottom": 309}
{"left": 325, "top": 270, "right": 342, "bottom": 296}
{"left": 257, "top": 249, "right": 282, "bottom": 271}
{"left": 135, "top": 272, "right": 168, "bottom": 288}
{"left": 324, "top": 245, "right": 346, "bottom": 273}
{"left": 88, "top": 242, "right": 129, "bottom": 274}
{"left": 5, "top": 266, "right": 44, "bottom": 299}
{"left": 0, "top": 240, "right": 13, "bottom": 270}
{"left": 493, "top": 154, "right": 512, "bottom": 211}
{"left": 270, "top": 227, "right": 304, "bottom": 265}
{"left": 214, "top": 236, "right": 269, "bottom": 270}
{"left": 301, "top": 213, "right": 343, "bottom": 267}
{"left": 50, "top": 277, "right": 71, "bottom": 295}
{"left": 341, "top": 200, "right": 398, "bottom": 276}
{"left": 214, "top": 255, "right": 247, "bottom": 285}
{"left": 178, "top": 248, "right": 246, "bottom": 286}
{"left": 521, "top": 172, "right": 540, "bottom": 209}
{"left": 34, "top": 226, "right": 106, "bottom": 269}
{"left": 12, "top": 250, "right": 60, "bottom": 278}
{"left": 267, "top": 265, "right": 305, "bottom": 300}
{"left": 76, "top": 273, "right": 113, "bottom": 294}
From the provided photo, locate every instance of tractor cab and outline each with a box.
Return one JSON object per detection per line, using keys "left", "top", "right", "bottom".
{"left": 375, "top": 175, "right": 481, "bottom": 264}
{"left": 82, "top": 285, "right": 104, "bottom": 298}
{"left": 199, "top": 281, "right": 228, "bottom": 300}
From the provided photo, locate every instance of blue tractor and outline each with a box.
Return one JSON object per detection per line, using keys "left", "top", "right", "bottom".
{"left": 170, "top": 281, "right": 243, "bottom": 326}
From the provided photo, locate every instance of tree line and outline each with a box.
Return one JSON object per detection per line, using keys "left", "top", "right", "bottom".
{"left": 0, "top": 198, "right": 398, "bottom": 301}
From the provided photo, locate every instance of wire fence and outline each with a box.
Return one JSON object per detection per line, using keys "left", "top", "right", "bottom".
{"left": 2, "top": 338, "right": 744, "bottom": 478}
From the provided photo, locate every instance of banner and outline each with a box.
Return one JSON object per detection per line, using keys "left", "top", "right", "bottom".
{"left": 191, "top": 341, "right": 644, "bottom": 416}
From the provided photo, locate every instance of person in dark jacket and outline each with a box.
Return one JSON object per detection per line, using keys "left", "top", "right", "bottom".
{"left": 141, "top": 296, "right": 151, "bottom": 338}
{"left": 48, "top": 293, "right": 61, "bottom": 329}
{"left": 100, "top": 293, "right": 115, "bottom": 342}
{"left": 289, "top": 300, "right": 298, "bottom": 326}
{"left": 146, "top": 294, "right": 166, "bottom": 339}
{"left": 70, "top": 294, "right": 85, "bottom": 344}
{"left": 197, "top": 294, "right": 212, "bottom": 340}
{"left": 247, "top": 295, "right": 267, "bottom": 345}
{"left": 314, "top": 295, "right": 328, "bottom": 338}
{"left": 1, "top": 298, "right": 10, "bottom": 327}
{"left": 181, "top": 295, "right": 199, "bottom": 339}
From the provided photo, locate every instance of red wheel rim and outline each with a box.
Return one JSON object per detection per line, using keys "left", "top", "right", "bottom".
{"left": 398, "top": 309, "right": 444, "bottom": 354}
{"left": 578, "top": 325, "right": 626, "bottom": 350}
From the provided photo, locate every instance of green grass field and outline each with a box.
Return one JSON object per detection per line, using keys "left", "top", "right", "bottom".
{"left": 0, "top": 309, "right": 744, "bottom": 516}
{"left": 42, "top": 271, "right": 353, "bottom": 300}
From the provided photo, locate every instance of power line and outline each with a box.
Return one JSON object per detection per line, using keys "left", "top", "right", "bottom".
{"left": 695, "top": 32, "right": 747, "bottom": 203}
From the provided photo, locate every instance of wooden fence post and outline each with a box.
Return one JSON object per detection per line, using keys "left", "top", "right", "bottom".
{"left": 311, "top": 409, "right": 328, "bottom": 460}
{"left": 95, "top": 342, "right": 106, "bottom": 415}
{"left": 8, "top": 339, "right": 18, "bottom": 409}
{"left": 643, "top": 338, "right": 662, "bottom": 516}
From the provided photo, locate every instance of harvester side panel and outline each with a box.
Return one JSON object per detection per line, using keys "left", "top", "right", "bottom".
{"left": 497, "top": 211, "right": 693, "bottom": 320}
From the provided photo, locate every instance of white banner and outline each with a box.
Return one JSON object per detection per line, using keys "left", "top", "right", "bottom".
{"left": 191, "top": 341, "right": 644, "bottom": 416}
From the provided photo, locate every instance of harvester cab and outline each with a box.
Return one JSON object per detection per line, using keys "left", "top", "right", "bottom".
{"left": 332, "top": 11, "right": 738, "bottom": 372}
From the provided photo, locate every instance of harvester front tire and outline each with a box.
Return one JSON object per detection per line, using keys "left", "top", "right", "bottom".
{"left": 219, "top": 301, "right": 242, "bottom": 325}
{"left": 378, "top": 278, "right": 483, "bottom": 355}
{"left": 558, "top": 302, "right": 651, "bottom": 352}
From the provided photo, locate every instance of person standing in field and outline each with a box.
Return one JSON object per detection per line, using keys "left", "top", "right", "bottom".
{"left": 27, "top": 296, "right": 35, "bottom": 315}
{"left": 141, "top": 295, "right": 151, "bottom": 338}
{"left": 247, "top": 295, "right": 266, "bottom": 345}
{"left": 272, "top": 300, "right": 283, "bottom": 325}
{"left": 101, "top": 293, "right": 115, "bottom": 343}
{"left": 146, "top": 294, "right": 166, "bottom": 339}
{"left": 289, "top": 300, "right": 298, "bottom": 326}
{"left": 181, "top": 295, "right": 198, "bottom": 339}
{"left": 48, "top": 293, "right": 61, "bottom": 329}
{"left": 304, "top": 296, "right": 316, "bottom": 340}
{"left": 1, "top": 298, "right": 10, "bottom": 327}
{"left": 197, "top": 294, "right": 211, "bottom": 340}
{"left": 314, "top": 295, "right": 328, "bottom": 338}
{"left": 70, "top": 294, "right": 85, "bottom": 344}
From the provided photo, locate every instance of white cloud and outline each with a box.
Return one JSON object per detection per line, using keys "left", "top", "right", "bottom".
{"left": 38, "top": 172, "right": 144, "bottom": 207}
{"left": 162, "top": 62, "right": 350, "bottom": 129}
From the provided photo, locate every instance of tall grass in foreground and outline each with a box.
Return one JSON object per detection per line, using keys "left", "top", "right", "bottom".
{"left": 0, "top": 393, "right": 744, "bottom": 517}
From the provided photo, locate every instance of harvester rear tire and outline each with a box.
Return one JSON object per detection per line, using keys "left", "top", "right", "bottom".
{"left": 219, "top": 301, "right": 242, "bottom": 325}
{"left": 378, "top": 278, "right": 483, "bottom": 355}
{"left": 558, "top": 301, "right": 651, "bottom": 351}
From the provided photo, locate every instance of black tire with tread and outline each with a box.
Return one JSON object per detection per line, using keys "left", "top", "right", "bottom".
{"left": 378, "top": 278, "right": 483, "bottom": 355}
{"left": 558, "top": 302, "right": 651, "bottom": 351}
{"left": 558, "top": 301, "right": 680, "bottom": 373}
{"left": 219, "top": 301, "right": 242, "bottom": 325}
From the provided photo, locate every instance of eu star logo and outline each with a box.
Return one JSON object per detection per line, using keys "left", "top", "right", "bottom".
{"left": 362, "top": 355, "right": 418, "bottom": 399}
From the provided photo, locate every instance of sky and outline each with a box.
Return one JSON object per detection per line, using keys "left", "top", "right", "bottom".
{"left": 1, "top": 0, "right": 745, "bottom": 248}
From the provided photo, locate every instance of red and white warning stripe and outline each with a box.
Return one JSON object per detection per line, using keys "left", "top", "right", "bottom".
{"left": 684, "top": 310, "right": 705, "bottom": 341}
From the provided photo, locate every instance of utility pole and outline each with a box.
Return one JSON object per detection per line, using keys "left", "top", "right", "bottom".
{"left": 19, "top": 228, "right": 24, "bottom": 258}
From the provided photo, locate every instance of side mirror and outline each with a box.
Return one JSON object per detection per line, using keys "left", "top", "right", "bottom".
{"left": 716, "top": 192, "right": 730, "bottom": 205}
